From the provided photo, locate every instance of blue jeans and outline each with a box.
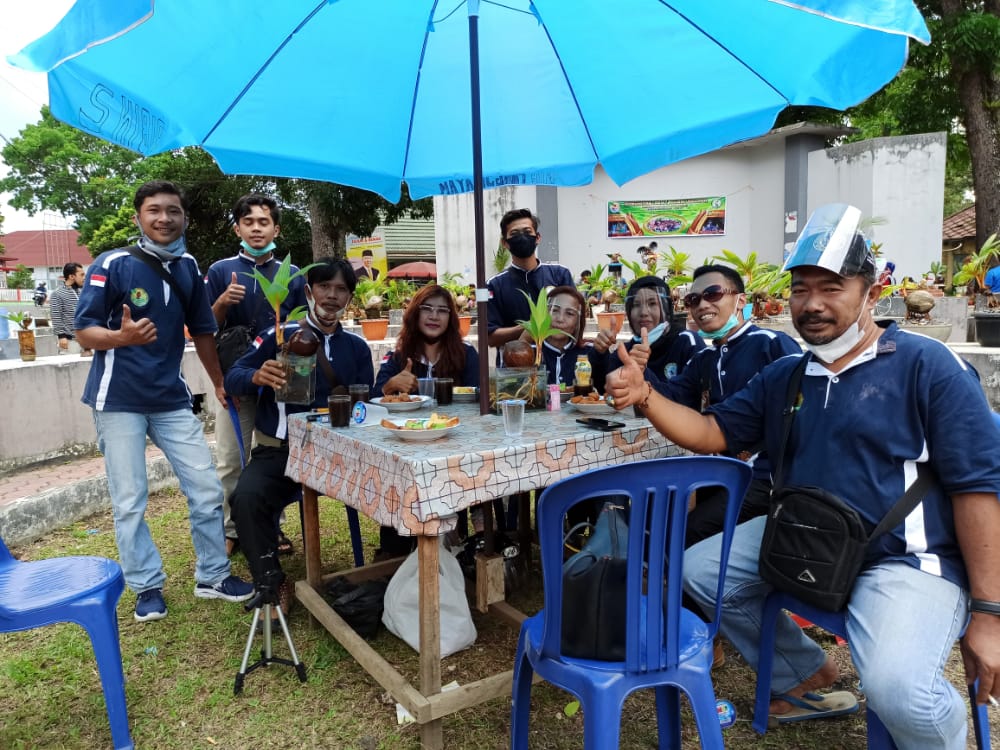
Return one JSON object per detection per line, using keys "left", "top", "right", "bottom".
{"left": 684, "top": 515, "right": 969, "bottom": 750}
{"left": 93, "top": 408, "right": 231, "bottom": 594}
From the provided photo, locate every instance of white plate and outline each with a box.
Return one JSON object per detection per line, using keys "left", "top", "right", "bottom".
{"left": 568, "top": 399, "right": 617, "bottom": 415}
{"left": 370, "top": 395, "right": 431, "bottom": 412}
{"left": 452, "top": 388, "right": 478, "bottom": 403}
{"left": 381, "top": 419, "right": 459, "bottom": 441}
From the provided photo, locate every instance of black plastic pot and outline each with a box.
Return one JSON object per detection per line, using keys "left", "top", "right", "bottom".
{"left": 974, "top": 312, "right": 1000, "bottom": 347}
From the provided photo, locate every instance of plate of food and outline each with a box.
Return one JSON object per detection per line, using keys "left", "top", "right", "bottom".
{"left": 380, "top": 413, "right": 460, "bottom": 441}
{"left": 568, "top": 393, "right": 617, "bottom": 415}
{"left": 370, "top": 394, "right": 431, "bottom": 412}
{"left": 452, "top": 386, "right": 478, "bottom": 403}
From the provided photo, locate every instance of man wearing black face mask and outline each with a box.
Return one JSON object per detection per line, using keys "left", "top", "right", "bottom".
{"left": 486, "top": 208, "right": 574, "bottom": 362}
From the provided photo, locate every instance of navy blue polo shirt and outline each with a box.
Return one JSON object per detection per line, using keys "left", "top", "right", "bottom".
{"left": 224, "top": 318, "right": 374, "bottom": 440}
{"left": 540, "top": 339, "right": 593, "bottom": 386}
{"left": 76, "top": 247, "right": 216, "bottom": 412}
{"left": 486, "top": 262, "right": 575, "bottom": 332}
{"left": 374, "top": 343, "right": 480, "bottom": 396}
{"left": 589, "top": 327, "right": 704, "bottom": 394}
{"left": 707, "top": 322, "right": 1000, "bottom": 588}
{"left": 205, "top": 252, "right": 306, "bottom": 336}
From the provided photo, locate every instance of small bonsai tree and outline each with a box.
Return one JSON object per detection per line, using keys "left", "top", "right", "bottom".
{"left": 953, "top": 233, "right": 1000, "bottom": 306}
{"left": 354, "top": 276, "right": 388, "bottom": 318}
{"left": 244, "top": 255, "right": 314, "bottom": 348}
{"left": 3, "top": 311, "right": 33, "bottom": 330}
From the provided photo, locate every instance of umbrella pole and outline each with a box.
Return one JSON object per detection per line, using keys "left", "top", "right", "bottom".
{"left": 469, "top": 1, "right": 490, "bottom": 416}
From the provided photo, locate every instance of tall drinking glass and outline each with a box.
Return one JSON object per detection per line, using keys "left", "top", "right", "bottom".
{"left": 501, "top": 399, "right": 526, "bottom": 438}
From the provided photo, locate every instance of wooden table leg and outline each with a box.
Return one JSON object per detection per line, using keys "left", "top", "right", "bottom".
{"left": 417, "top": 535, "right": 443, "bottom": 749}
{"left": 302, "top": 486, "right": 322, "bottom": 591}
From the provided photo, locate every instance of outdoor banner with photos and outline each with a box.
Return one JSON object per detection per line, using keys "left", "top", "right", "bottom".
{"left": 608, "top": 197, "right": 727, "bottom": 238}
{"left": 346, "top": 233, "right": 389, "bottom": 279}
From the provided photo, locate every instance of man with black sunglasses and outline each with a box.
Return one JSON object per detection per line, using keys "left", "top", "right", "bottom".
{"left": 659, "top": 264, "right": 800, "bottom": 547}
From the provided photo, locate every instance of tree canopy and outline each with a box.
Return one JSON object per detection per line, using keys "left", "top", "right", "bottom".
{"left": 0, "top": 107, "right": 432, "bottom": 267}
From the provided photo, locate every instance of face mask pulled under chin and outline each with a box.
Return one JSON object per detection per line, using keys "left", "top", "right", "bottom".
{"left": 801, "top": 306, "right": 867, "bottom": 362}
{"left": 240, "top": 239, "right": 276, "bottom": 258}
{"left": 306, "top": 294, "right": 344, "bottom": 323}
{"left": 506, "top": 233, "right": 537, "bottom": 259}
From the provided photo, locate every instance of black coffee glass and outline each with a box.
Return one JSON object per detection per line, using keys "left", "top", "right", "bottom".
{"left": 328, "top": 395, "right": 351, "bottom": 427}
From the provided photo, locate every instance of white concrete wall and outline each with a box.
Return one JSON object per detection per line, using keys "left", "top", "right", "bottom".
{"left": 0, "top": 348, "right": 216, "bottom": 473}
{"left": 807, "top": 133, "right": 946, "bottom": 281}
{"left": 433, "top": 141, "right": 790, "bottom": 281}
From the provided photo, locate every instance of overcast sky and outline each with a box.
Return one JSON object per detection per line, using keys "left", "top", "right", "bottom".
{"left": 0, "top": 0, "right": 75, "bottom": 233}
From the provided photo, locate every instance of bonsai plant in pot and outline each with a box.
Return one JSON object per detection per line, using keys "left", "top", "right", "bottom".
{"left": 953, "top": 233, "right": 1000, "bottom": 346}
{"left": 438, "top": 271, "right": 474, "bottom": 334}
{"left": 4, "top": 311, "right": 36, "bottom": 361}
{"left": 490, "top": 288, "right": 553, "bottom": 411}
{"left": 354, "top": 277, "right": 390, "bottom": 340}
{"left": 245, "top": 255, "right": 317, "bottom": 403}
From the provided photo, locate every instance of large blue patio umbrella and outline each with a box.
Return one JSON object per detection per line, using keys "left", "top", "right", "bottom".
{"left": 12, "top": 0, "right": 930, "bottom": 412}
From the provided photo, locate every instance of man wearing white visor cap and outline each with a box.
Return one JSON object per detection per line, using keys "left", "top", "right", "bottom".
{"left": 605, "top": 204, "right": 1000, "bottom": 743}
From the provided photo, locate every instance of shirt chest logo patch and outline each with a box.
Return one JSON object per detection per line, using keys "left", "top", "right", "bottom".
{"left": 663, "top": 362, "right": 677, "bottom": 379}
{"left": 130, "top": 287, "right": 150, "bottom": 307}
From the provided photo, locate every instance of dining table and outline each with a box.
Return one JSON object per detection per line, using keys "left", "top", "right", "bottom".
{"left": 285, "top": 399, "right": 682, "bottom": 749}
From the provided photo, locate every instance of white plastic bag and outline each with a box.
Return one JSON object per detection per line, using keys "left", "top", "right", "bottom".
{"left": 382, "top": 540, "right": 477, "bottom": 658}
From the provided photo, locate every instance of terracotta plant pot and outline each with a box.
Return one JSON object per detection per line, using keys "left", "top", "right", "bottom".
{"left": 360, "top": 318, "right": 389, "bottom": 341}
{"left": 596, "top": 311, "right": 626, "bottom": 335}
{"left": 17, "top": 329, "right": 36, "bottom": 362}
{"left": 458, "top": 315, "right": 472, "bottom": 337}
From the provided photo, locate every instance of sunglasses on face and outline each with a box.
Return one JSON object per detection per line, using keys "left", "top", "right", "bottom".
{"left": 683, "top": 285, "right": 739, "bottom": 308}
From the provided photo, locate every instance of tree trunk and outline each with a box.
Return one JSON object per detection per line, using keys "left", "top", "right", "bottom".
{"left": 942, "top": 0, "right": 1000, "bottom": 248}
{"left": 307, "top": 193, "right": 347, "bottom": 260}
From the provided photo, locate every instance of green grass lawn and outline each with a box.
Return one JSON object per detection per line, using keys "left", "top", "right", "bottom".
{"left": 1, "top": 488, "right": 993, "bottom": 749}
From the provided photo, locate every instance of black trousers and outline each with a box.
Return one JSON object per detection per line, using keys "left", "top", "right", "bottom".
{"left": 230, "top": 445, "right": 299, "bottom": 586}
{"left": 685, "top": 477, "right": 772, "bottom": 549}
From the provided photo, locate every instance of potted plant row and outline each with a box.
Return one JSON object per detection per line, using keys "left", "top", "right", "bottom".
{"left": 4, "top": 312, "right": 36, "bottom": 361}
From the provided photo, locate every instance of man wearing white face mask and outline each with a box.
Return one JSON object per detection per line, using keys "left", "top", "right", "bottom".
{"left": 606, "top": 204, "right": 1000, "bottom": 743}
{"left": 225, "top": 257, "right": 373, "bottom": 615}
{"left": 206, "top": 195, "right": 306, "bottom": 555}
{"left": 75, "top": 180, "right": 254, "bottom": 622}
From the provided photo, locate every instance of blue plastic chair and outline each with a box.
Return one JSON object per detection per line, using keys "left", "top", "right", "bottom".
{"left": 510, "top": 455, "right": 753, "bottom": 749}
{"left": 226, "top": 398, "right": 365, "bottom": 566}
{"left": 752, "top": 591, "right": 992, "bottom": 748}
{"left": 0, "top": 535, "right": 133, "bottom": 750}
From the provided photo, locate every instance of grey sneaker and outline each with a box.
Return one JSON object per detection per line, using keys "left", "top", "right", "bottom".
{"left": 134, "top": 588, "right": 167, "bottom": 622}
{"left": 193, "top": 574, "right": 254, "bottom": 602}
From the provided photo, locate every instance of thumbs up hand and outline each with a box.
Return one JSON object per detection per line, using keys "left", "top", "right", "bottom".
{"left": 222, "top": 271, "right": 246, "bottom": 306}
{"left": 118, "top": 304, "right": 157, "bottom": 346}
{"left": 630, "top": 326, "right": 651, "bottom": 370}
{"left": 383, "top": 357, "right": 418, "bottom": 396}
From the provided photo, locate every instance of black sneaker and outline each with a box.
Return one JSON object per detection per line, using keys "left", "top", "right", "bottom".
{"left": 193, "top": 575, "right": 254, "bottom": 602}
{"left": 134, "top": 588, "right": 167, "bottom": 622}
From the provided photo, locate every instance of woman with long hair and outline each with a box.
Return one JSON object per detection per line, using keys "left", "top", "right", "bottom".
{"left": 375, "top": 284, "right": 478, "bottom": 395}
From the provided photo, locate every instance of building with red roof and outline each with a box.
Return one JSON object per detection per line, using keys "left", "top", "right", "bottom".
{"left": 0, "top": 229, "right": 92, "bottom": 288}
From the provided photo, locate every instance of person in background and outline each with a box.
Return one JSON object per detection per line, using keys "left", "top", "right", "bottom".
{"left": 205, "top": 194, "right": 306, "bottom": 556}
{"left": 75, "top": 179, "right": 253, "bottom": 622}
{"left": 226, "top": 257, "right": 372, "bottom": 617}
{"left": 486, "top": 208, "right": 574, "bottom": 360}
{"left": 984, "top": 259, "right": 1000, "bottom": 294}
{"left": 374, "top": 283, "right": 480, "bottom": 557}
{"left": 49, "top": 262, "right": 91, "bottom": 356}
{"left": 607, "top": 204, "right": 1000, "bottom": 742}
{"left": 588, "top": 275, "right": 703, "bottom": 395}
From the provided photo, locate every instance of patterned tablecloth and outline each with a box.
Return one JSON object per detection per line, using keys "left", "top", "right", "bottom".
{"left": 285, "top": 402, "right": 681, "bottom": 536}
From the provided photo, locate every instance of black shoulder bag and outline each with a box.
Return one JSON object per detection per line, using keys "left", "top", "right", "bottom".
{"left": 757, "top": 356, "right": 932, "bottom": 611}
{"left": 125, "top": 246, "right": 198, "bottom": 322}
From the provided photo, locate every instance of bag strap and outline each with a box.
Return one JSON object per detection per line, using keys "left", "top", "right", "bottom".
{"left": 771, "top": 354, "right": 810, "bottom": 491}
{"left": 772, "top": 353, "right": 932, "bottom": 542}
{"left": 126, "top": 246, "right": 196, "bottom": 322}
{"left": 315, "top": 336, "right": 344, "bottom": 394}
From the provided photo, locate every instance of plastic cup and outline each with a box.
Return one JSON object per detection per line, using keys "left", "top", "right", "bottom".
{"left": 417, "top": 377, "right": 437, "bottom": 406}
{"left": 348, "top": 383, "right": 369, "bottom": 406}
{"left": 328, "top": 394, "right": 351, "bottom": 427}
{"left": 434, "top": 377, "right": 454, "bottom": 406}
{"left": 501, "top": 399, "right": 526, "bottom": 438}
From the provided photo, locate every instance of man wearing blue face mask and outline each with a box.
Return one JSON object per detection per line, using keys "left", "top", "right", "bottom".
{"left": 75, "top": 180, "right": 254, "bottom": 622}
{"left": 656, "top": 264, "right": 800, "bottom": 548}
{"left": 206, "top": 195, "right": 307, "bottom": 555}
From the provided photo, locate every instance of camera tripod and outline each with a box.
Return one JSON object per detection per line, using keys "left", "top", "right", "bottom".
{"left": 234, "top": 588, "right": 307, "bottom": 695}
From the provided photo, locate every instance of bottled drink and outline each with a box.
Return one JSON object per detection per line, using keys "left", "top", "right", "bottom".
{"left": 574, "top": 355, "right": 591, "bottom": 388}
